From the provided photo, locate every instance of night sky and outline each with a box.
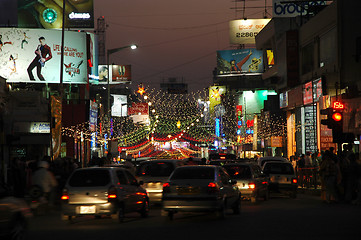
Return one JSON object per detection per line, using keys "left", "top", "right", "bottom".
{"left": 94, "top": 0, "right": 272, "bottom": 92}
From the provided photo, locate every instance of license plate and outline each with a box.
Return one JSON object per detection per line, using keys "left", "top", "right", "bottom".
{"left": 79, "top": 205, "right": 96, "bottom": 214}
{"left": 177, "top": 187, "right": 200, "bottom": 195}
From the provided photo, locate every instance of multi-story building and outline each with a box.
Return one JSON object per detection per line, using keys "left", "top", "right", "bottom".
{"left": 256, "top": 0, "right": 361, "bottom": 157}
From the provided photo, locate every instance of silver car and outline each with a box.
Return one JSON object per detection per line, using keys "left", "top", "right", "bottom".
{"left": 135, "top": 159, "right": 184, "bottom": 204}
{"left": 223, "top": 162, "right": 269, "bottom": 204}
{"left": 61, "top": 167, "right": 149, "bottom": 222}
{"left": 262, "top": 161, "right": 298, "bottom": 198}
{"left": 162, "top": 165, "right": 241, "bottom": 220}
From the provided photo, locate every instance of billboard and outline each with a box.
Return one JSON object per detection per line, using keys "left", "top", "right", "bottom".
{"left": 97, "top": 65, "right": 132, "bottom": 84}
{"left": 229, "top": 19, "right": 271, "bottom": 45}
{"left": 272, "top": 0, "right": 326, "bottom": 18}
{"left": 17, "top": 0, "right": 94, "bottom": 29}
{"left": 209, "top": 86, "right": 226, "bottom": 114}
{"left": 216, "top": 49, "right": 264, "bottom": 76}
{"left": 111, "top": 94, "right": 127, "bottom": 117}
{"left": 0, "top": 28, "right": 88, "bottom": 84}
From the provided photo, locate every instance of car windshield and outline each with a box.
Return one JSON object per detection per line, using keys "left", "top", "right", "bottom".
{"left": 136, "top": 162, "right": 175, "bottom": 177}
{"left": 223, "top": 165, "right": 252, "bottom": 179}
{"left": 170, "top": 167, "right": 215, "bottom": 180}
{"left": 263, "top": 163, "right": 294, "bottom": 175}
{"left": 69, "top": 169, "right": 111, "bottom": 187}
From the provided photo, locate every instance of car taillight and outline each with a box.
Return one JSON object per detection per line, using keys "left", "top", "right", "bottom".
{"left": 248, "top": 183, "right": 256, "bottom": 189}
{"left": 208, "top": 182, "right": 219, "bottom": 194}
{"left": 292, "top": 178, "right": 298, "bottom": 184}
{"left": 163, "top": 182, "right": 170, "bottom": 193}
{"left": 61, "top": 188, "right": 69, "bottom": 201}
{"left": 108, "top": 186, "right": 117, "bottom": 199}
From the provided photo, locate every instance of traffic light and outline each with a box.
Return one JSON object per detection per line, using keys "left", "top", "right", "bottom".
{"left": 331, "top": 101, "right": 344, "bottom": 143}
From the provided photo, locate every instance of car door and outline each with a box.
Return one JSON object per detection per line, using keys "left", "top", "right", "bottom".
{"left": 115, "top": 169, "right": 136, "bottom": 212}
{"left": 124, "top": 170, "right": 146, "bottom": 211}
{"left": 252, "top": 165, "right": 268, "bottom": 195}
{"left": 219, "top": 168, "right": 238, "bottom": 206}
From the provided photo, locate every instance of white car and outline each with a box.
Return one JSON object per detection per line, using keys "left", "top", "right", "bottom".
{"left": 135, "top": 159, "right": 184, "bottom": 204}
{"left": 258, "top": 156, "right": 289, "bottom": 168}
{"left": 262, "top": 161, "right": 298, "bottom": 198}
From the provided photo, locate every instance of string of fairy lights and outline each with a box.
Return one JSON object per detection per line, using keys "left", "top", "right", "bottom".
{"left": 61, "top": 85, "right": 315, "bottom": 157}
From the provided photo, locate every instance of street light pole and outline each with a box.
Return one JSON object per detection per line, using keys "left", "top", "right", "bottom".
{"left": 106, "top": 44, "right": 137, "bottom": 120}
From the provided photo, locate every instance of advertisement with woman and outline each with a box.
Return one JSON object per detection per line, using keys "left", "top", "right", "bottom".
{"left": 0, "top": 28, "right": 87, "bottom": 84}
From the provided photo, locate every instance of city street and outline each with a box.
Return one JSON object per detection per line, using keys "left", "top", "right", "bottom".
{"left": 26, "top": 193, "right": 361, "bottom": 240}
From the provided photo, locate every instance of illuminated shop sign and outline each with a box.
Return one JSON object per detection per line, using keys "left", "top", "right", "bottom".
{"left": 17, "top": 0, "right": 94, "bottom": 29}
{"left": 272, "top": 0, "right": 326, "bottom": 18}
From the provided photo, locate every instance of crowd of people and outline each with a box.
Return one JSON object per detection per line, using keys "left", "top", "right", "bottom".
{"left": 290, "top": 144, "right": 361, "bottom": 205}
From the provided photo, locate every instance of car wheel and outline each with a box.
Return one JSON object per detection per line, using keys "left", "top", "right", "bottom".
{"left": 290, "top": 191, "right": 297, "bottom": 199}
{"left": 264, "top": 190, "right": 270, "bottom": 201}
{"left": 111, "top": 207, "right": 124, "bottom": 223}
{"left": 216, "top": 202, "right": 226, "bottom": 219}
{"left": 140, "top": 200, "right": 149, "bottom": 218}
{"left": 9, "top": 215, "right": 26, "bottom": 240}
{"left": 168, "top": 211, "right": 174, "bottom": 221}
{"left": 232, "top": 198, "right": 241, "bottom": 215}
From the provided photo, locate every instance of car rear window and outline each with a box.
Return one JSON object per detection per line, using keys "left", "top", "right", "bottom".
{"left": 223, "top": 165, "right": 252, "bottom": 179}
{"left": 170, "top": 167, "right": 215, "bottom": 180}
{"left": 136, "top": 162, "right": 175, "bottom": 177}
{"left": 263, "top": 163, "right": 294, "bottom": 175}
{"left": 68, "top": 169, "right": 111, "bottom": 187}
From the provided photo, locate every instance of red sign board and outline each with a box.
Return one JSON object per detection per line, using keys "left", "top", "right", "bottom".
{"left": 128, "top": 103, "right": 149, "bottom": 115}
{"left": 333, "top": 101, "right": 344, "bottom": 110}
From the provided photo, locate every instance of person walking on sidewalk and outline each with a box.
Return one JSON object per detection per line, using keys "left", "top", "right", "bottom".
{"left": 319, "top": 150, "right": 341, "bottom": 203}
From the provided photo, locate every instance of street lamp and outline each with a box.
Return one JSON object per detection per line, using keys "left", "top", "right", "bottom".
{"left": 106, "top": 44, "right": 138, "bottom": 119}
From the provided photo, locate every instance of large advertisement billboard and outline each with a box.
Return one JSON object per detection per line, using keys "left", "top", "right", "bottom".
{"left": 18, "top": 0, "right": 94, "bottom": 29}
{"left": 111, "top": 94, "right": 127, "bottom": 117}
{"left": 97, "top": 65, "right": 132, "bottom": 84}
{"left": 229, "top": 19, "right": 271, "bottom": 45}
{"left": 0, "top": 28, "right": 88, "bottom": 84}
{"left": 272, "top": 0, "right": 327, "bottom": 18}
{"left": 216, "top": 49, "right": 264, "bottom": 76}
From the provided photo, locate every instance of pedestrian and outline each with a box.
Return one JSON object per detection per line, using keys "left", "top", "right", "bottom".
{"left": 32, "top": 161, "right": 58, "bottom": 206}
{"left": 319, "top": 150, "right": 340, "bottom": 203}
{"left": 352, "top": 153, "right": 361, "bottom": 205}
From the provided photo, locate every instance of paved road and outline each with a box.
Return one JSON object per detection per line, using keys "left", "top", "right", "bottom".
{"left": 26, "top": 193, "right": 361, "bottom": 240}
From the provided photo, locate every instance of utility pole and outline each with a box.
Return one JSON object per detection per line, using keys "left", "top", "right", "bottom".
{"left": 97, "top": 17, "right": 107, "bottom": 64}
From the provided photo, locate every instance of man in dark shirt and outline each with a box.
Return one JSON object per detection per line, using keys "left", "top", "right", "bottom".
{"left": 27, "top": 36, "right": 52, "bottom": 81}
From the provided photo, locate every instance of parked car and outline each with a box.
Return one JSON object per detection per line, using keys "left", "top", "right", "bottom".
{"left": 61, "top": 167, "right": 149, "bottom": 223}
{"left": 223, "top": 162, "right": 269, "bottom": 204}
{"left": 162, "top": 165, "right": 241, "bottom": 220}
{"left": 258, "top": 156, "right": 289, "bottom": 168}
{"left": 262, "top": 161, "right": 298, "bottom": 198}
{"left": 135, "top": 159, "right": 184, "bottom": 204}
{"left": 0, "top": 181, "right": 32, "bottom": 240}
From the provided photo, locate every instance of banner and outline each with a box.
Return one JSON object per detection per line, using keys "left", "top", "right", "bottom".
{"left": 0, "top": 28, "right": 87, "bottom": 84}
{"left": 51, "top": 96, "right": 62, "bottom": 160}
{"left": 217, "top": 49, "right": 264, "bottom": 76}
{"left": 128, "top": 103, "right": 149, "bottom": 115}
{"left": 89, "top": 100, "right": 98, "bottom": 132}
{"left": 97, "top": 65, "right": 131, "bottom": 84}
{"left": 17, "top": 0, "right": 94, "bottom": 29}
{"left": 229, "top": 19, "right": 271, "bottom": 45}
